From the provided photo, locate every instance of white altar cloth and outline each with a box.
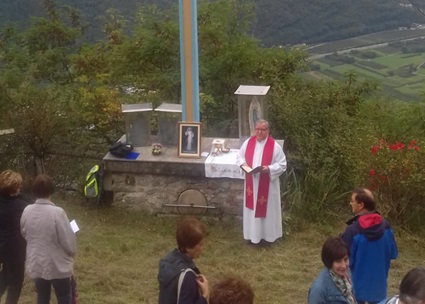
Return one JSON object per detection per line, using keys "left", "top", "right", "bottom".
{"left": 205, "top": 149, "right": 244, "bottom": 179}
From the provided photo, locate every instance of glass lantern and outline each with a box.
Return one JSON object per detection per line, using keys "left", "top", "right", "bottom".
{"left": 155, "top": 103, "right": 182, "bottom": 146}
{"left": 234, "top": 85, "right": 270, "bottom": 140}
{"left": 121, "top": 103, "right": 153, "bottom": 146}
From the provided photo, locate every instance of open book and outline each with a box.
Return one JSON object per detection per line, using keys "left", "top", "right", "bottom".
{"left": 240, "top": 164, "right": 262, "bottom": 174}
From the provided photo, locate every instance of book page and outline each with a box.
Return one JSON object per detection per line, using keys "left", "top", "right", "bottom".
{"left": 70, "top": 219, "right": 79, "bottom": 233}
{"left": 250, "top": 166, "right": 263, "bottom": 174}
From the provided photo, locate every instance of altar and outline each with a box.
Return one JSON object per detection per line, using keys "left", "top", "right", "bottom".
{"left": 103, "top": 137, "right": 246, "bottom": 216}
{"left": 102, "top": 136, "right": 283, "bottom": 216}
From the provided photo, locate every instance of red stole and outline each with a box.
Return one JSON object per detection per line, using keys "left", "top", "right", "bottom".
{"left": 245, "top": 136, "right": 275, "bottom": 218}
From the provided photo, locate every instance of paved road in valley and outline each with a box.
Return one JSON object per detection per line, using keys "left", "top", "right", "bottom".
{"left": 308, "top": 35, "right": 425, "bottom": 60}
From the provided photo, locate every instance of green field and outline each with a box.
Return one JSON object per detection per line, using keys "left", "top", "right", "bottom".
{"left": 307, "top": 38, "right": 425, "bottom": 101}
{"left": 17, "top": 197, "right": 425, "bottom": 304}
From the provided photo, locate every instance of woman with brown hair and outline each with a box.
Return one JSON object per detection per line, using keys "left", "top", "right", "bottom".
{"left": 158, "top": 217, "right": 209, "bottom": 304}
{"left": 210, "top": 276, "right": 254, "bottom": 304}
{"left": 308, "top": 237, "right": 356, "bottom": 304}
{"left": 0, "top": 170, "right": 28, "bottom": 304}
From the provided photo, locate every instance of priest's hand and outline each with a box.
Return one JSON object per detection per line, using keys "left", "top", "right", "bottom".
{"left": 260, "top": 165, "right": 270, "bottom": 174}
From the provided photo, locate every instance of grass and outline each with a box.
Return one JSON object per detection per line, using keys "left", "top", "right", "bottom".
{"left": 18, "top": 195, "right": 425, "bottom": 304}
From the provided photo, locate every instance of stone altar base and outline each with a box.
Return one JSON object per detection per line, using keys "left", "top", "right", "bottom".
{"left": 103, "top": 137, "right": 245, "bottom": 216}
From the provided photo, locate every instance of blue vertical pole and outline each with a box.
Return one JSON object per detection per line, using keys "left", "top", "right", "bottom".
{"left": 179, "top": 0, "right": 200, "bottom": 122}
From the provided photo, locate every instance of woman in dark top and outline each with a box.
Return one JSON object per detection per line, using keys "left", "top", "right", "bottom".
{"left": 0, "top": 170, "right": 28, "bottom": 304}
{"left": 158, "top": 217, "right": 209, "bottom": 304}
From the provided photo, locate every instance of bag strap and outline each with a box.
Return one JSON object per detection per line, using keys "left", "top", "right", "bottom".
{"left": 177, "top": 268, "right": 196, "bottom": 303}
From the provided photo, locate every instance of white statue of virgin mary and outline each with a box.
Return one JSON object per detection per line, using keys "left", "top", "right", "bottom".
{"left": 248, "top": 96, "right": 262, "bottom": 136}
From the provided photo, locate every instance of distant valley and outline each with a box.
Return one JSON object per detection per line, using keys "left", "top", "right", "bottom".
{"left": 305, "top": 28, "right": 425, "bottom": 101}
{"left": 0, "top": 0, "right": 425, "bottom": 45}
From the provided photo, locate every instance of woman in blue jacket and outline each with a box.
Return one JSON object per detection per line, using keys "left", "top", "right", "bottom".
{"left": 308, "top": 237, "right": 356, "bottom": 304}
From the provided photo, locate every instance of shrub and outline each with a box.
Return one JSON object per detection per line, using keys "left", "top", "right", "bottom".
{"left": 282, "top": 166, "right": 347, "bottom": 222}
{"left": 366, "top": 138, "right": 425, "bottom": 227}
{"left": 270, "top": 74, "right": 377, "bottom": 221}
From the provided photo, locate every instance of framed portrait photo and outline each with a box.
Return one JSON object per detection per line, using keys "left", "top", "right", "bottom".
{"left": 178, "top": 122, "right": 202, "bottom": 158}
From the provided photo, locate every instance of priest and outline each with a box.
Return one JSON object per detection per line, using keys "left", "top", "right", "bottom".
{"left": 236, "top": 119, "right": 287, "bottom": 244}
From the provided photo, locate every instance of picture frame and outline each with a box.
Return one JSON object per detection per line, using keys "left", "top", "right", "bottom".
{"left": 178, "top": 122, "right": 202, "bottom": 158}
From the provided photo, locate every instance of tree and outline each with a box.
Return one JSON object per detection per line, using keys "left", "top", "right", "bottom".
{"left": 268, "top": 73, "right": 377, "bottom": 218}
{"left": 0, "top": 0, "right": 85, "bottom": 175}
{"left": 195, "top": 0, "right": 308, "bottom": 135}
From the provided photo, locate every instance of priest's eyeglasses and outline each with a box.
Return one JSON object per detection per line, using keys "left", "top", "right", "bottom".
{"left": 255, "top": 128, "right": 268, "bottom": 131}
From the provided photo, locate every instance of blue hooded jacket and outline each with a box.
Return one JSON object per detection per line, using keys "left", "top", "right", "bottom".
{"left": 341, "top": 212, "right": 398, "bottom": 303}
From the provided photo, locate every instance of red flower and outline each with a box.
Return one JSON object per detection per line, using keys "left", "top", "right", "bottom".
{"left": 380, "top": 175, "right": 386, "bottom": 181}
{"left": 389, "top": 142, "right": 405, "bottom": 150}
{"left": 369, "top": 169, "right": 376, "bottom": 176}
{"left": 408, "top": 139, "right": 420, "bottom": 150}
{"left": 371, "top": 145, "right": 381, "bottom": 154}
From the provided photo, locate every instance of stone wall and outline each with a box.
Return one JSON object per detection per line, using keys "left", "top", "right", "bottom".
{"left": 103, "top": 171, "right": 244, "bottom": 216}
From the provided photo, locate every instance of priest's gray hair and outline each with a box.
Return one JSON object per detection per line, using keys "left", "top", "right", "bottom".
{"left": 255, "top": 119, "right": 269, "bottom": 129}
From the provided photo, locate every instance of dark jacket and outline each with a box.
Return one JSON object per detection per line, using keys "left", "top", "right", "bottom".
{"left": 0, "top": 194, "right": 28, "bottom": 261}
{"left": 157, "top": 249, "right": 207, "bottom": 304}
{"left": 340, "top": 212, "right": 398, "bottom": 303}
{"left": 308, "top": 268, "right": 353, "bottom": 304}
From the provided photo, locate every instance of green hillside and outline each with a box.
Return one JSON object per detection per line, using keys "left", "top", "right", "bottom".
{"left": 0, "top": 0, "right": 424, "bottom": 45}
